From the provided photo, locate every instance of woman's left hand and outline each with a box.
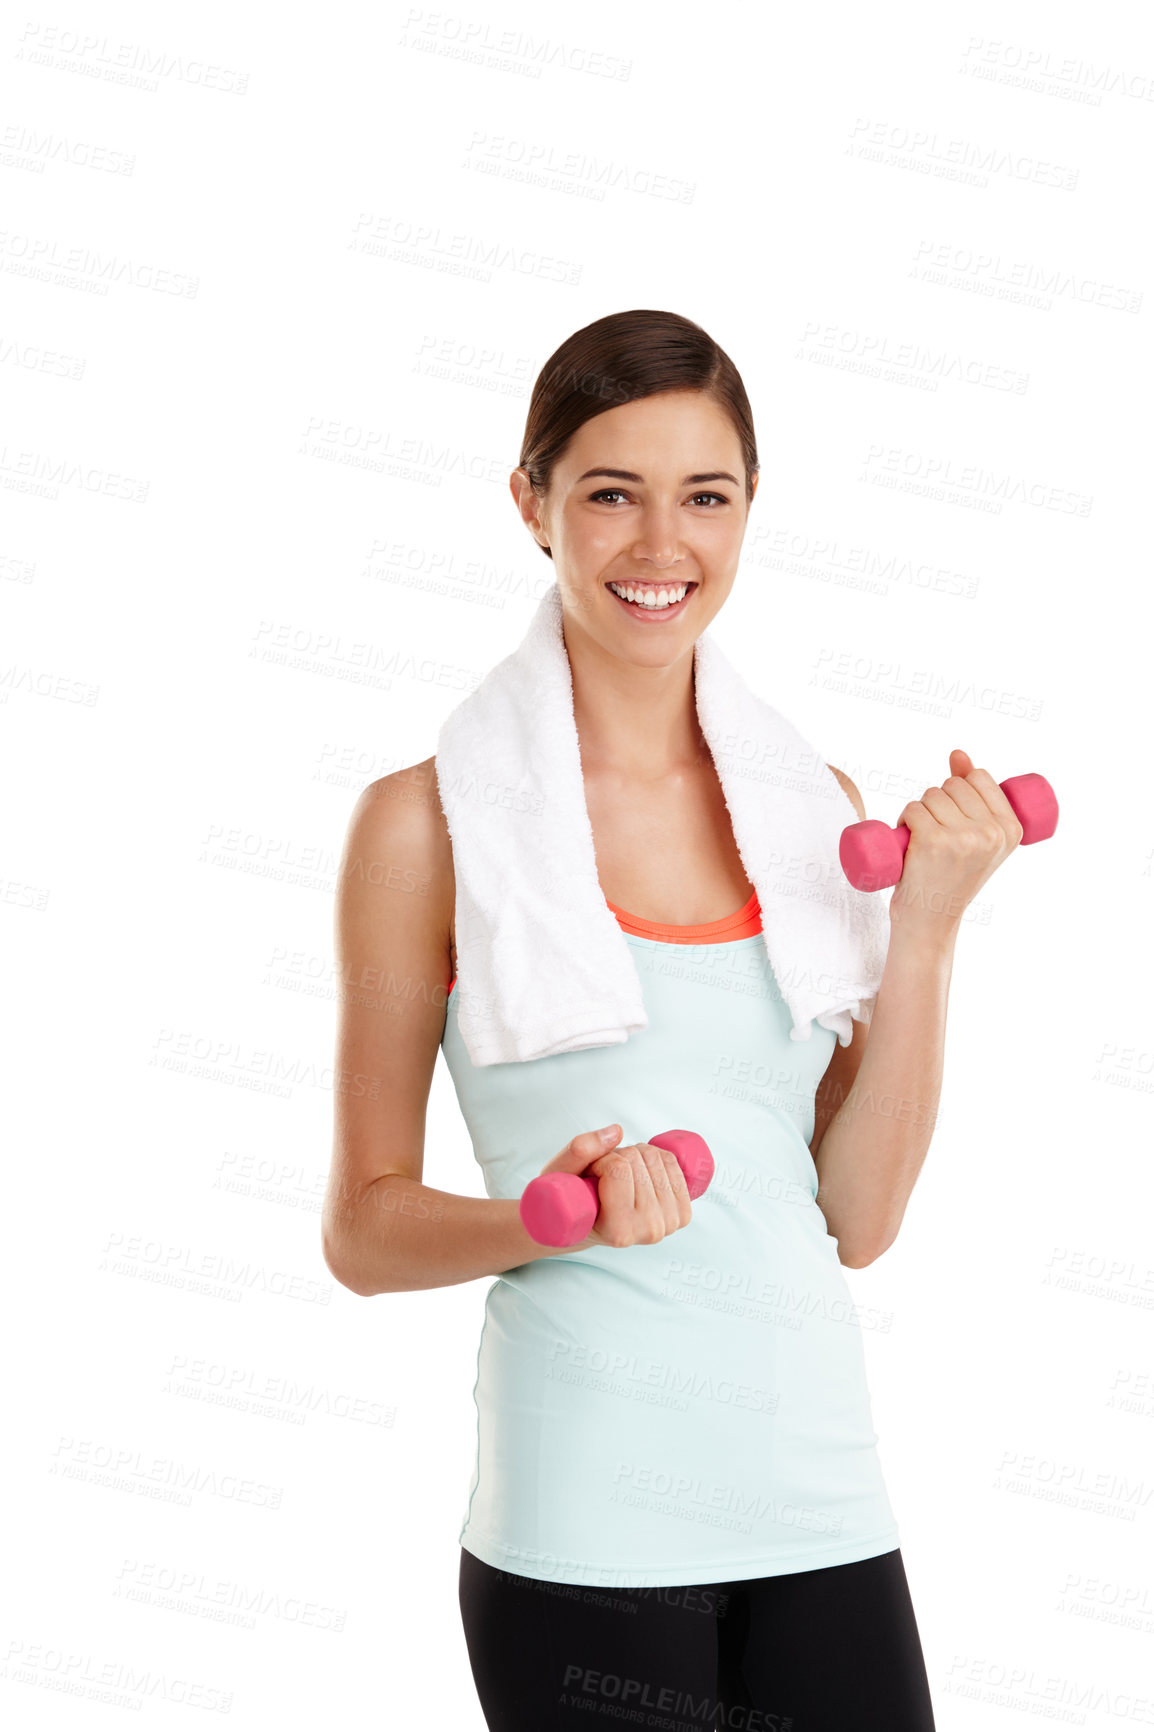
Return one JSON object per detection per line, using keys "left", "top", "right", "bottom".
{"left": 889, "top": 748, "right": 1025, "bottom": 934}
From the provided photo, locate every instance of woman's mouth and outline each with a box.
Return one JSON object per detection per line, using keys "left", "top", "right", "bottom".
{"left": 605, "top": 579, "right": 697, "bottom": 622}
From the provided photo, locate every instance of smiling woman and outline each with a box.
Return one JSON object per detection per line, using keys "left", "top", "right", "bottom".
{"left": 508, "top": 313, "right": 759, "bottom": 663}
{"left": 324, "top": 310, "right": 942, "bottom": 1731}
{"left": 511, "top": 400, "right": 758, "bottom": 722}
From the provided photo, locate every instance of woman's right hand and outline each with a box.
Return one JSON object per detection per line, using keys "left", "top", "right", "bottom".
{"left": 533, "top": 1125, "right": 695, "bottom": 1251}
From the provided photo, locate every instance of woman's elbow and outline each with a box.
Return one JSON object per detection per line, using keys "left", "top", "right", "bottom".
{"left": 322, "top": 1212, "right": 392, "bottom": 1298}
{"left": 834, "top": 1228, "right": 892, "bottom": 1269}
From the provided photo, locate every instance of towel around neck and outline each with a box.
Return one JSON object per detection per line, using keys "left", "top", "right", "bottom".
{"left": 435, "top": 580, "right": 891, "bottom": 1067}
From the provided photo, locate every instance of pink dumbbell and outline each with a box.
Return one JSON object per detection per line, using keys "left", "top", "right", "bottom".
{"left": 520, "top": 1129, "right": 714, "bottom": 1248}
{"left": 840, "top": 771, "right": 1059, "bottom": 893}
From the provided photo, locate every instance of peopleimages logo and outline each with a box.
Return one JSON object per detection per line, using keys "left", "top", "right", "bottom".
{"left": 559, "top": 1662, "right": 791, "bottom": 1729}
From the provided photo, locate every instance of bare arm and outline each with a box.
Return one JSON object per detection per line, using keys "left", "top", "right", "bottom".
{"left": 812, "top": 754, "right": 1022, "bottom": 1267}
{"left": 810, "top": 928, "right": 954, "bottom": 1268}
{"left": 321, "top": 758, "right": 577, "bottom": 1297}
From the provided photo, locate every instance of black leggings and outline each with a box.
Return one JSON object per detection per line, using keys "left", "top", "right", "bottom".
{"left": 459, "top": 1545, "right": 936, "bottom": 1731}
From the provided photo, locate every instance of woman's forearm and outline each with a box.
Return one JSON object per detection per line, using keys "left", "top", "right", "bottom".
{"left": 812, "top": 906, "right": 958, "bottom": 1267}
{"left": 325, "top": 1176, "right": 572, "bottom": 1297}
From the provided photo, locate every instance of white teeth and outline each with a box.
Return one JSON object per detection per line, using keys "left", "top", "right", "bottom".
{"left": 608, "top": 582, "right": 690, "bottom": 609}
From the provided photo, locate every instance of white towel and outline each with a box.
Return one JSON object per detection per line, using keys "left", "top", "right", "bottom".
{"left": 435, "top": 580, "right": 891, "bottom": 1068}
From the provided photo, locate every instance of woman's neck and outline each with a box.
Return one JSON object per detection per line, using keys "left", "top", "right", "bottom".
{"left": 563, "top": 619, "right": 706, "bottom": 781}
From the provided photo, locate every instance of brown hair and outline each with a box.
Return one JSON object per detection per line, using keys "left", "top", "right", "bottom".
{"left": 519, "top": 309, "right": 759, "bottom": 560}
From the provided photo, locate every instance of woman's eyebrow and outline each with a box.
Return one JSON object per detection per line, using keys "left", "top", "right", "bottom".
{"left": 575, "top": 467, "right": 740, "bottom": 486}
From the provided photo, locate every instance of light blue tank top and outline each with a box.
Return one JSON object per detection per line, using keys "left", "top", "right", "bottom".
{"left": 439, "top": 901, "right": 900, "bottom": 1588}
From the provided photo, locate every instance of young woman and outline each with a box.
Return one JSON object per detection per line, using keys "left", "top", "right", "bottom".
{"left": 323, "top": 310, "right": 1023, "bottom": 1731}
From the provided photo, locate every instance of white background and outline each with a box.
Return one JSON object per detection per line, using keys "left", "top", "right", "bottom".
{"left": 3, "top": 1, "right": 1150, "bottom": 1726}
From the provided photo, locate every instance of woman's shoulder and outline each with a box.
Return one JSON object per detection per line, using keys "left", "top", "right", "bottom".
{"left": 341, "top": 756, "right": 455, "bottom": 949}
{"left": 349, "top": 756, "right": 452, "bottom": 855}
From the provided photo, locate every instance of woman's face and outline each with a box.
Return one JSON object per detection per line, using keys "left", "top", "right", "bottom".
{"left": 511, "top": 389, "right": 757, "bottom": 664}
